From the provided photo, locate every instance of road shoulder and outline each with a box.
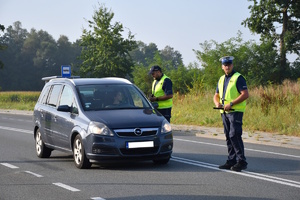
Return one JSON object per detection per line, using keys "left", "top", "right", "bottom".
{"left": 172, "top": 124, "right": 300, "bottom": 150}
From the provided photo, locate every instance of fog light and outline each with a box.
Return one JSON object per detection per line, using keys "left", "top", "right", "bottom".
{"left": 92, "top": 148, "right": 102, "bottom": 154}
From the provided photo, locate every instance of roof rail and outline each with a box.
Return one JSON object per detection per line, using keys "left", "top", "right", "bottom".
{"left": 42, "top": 76, "right": 81, "bottom": 83}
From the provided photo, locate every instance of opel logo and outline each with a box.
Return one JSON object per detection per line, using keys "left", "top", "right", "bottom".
{"left": 134, "top": 128, "right": 142, "bottom": 136}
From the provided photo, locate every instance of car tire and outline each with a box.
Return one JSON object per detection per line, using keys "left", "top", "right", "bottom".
{"left": 153, "top": 156, "right": 170, "bottom": 165}
{"left": 73, "top": 135, "right": 91, "bottom": 169}
{"left": 35, "top": 128, "right": 52, "bottom": 158}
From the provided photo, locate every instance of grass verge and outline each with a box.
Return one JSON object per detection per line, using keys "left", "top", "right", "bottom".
{"left": 1, "top": 80, "right": 300, "bottom": 137}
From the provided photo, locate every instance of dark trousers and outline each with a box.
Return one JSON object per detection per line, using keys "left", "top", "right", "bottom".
{"left": 221, "top": 112, "right": 246, "bottom": 163}
{"left": 157, "top": 108, "right": 172, "bottom": 123}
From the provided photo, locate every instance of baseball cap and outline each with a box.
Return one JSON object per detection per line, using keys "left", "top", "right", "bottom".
{"left": 148, "top": 65, "right": 162, "bottom": 74}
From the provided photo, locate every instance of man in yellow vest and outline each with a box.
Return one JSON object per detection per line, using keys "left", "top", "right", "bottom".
{"left": 213, "top": 56, "right": 249, "bottom": 172}
{"left": 148, "top": 65, "right": 173, "bottom": 123}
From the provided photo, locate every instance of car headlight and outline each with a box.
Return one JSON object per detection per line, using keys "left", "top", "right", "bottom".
{"left": 87, "top": 121, "right": 114, "bottom": 136}
{"left": 161, "top": 119, "right": 172, "bottom": 134}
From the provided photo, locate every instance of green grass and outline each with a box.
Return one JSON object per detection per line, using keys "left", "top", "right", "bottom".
{"left": 1, "top": 80, "right": 300, "bottom": 137}
{"left": 172, "top": 80, "right": 300, "bottom": 137}
{"left": 0, "top": 91, "right": 40, "bottom": 111}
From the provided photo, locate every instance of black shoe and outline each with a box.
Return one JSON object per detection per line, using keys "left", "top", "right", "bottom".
{"left": 230, "top": 161, "right": 248, "bottom": 172}
{"left": 219, "top": 160, "right": 236, "bottom": 170}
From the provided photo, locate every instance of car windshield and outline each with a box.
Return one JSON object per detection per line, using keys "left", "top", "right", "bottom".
{"left": 76, "top": 84, "right": 151, "bottom": 111}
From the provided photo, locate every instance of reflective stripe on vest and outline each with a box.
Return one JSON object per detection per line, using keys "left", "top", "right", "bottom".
{"left": 218, "top": 72, "right": 246, "bottom": 113}
{"left": 152, "top": 74, "right": 173, "bottom": 109}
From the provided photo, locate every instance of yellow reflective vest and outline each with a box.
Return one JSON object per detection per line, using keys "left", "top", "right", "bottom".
{"left": 152, "top": 74, "right": 173, "bottom": 109}
{"left": 218, "top": 72, "right": 246, "bottom": 113}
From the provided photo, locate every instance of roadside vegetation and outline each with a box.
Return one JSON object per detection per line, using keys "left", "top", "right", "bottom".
{"left": 0, "top": 91, "right": 39, "bottom": 110}
{"left": 172, "top": 79, "right": 300, "bottom": 137}
{"left": 1, "top": 2, "right": 300, "bottom": 137}
{"left": 1, "top": 79, "right": 300, "bottom": 137}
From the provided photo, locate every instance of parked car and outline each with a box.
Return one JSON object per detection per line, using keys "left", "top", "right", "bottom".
{"left": 33, "top": 76, "right": 173, "bottom": 169}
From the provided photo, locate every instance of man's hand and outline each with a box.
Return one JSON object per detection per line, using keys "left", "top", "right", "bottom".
{"left": 214, "top": 93, "right": 223, "bottom": 108}
{"left": 149, "top": 96, "right": 156, "bottom": 102}
{"left": 223, "top": 103, "right": 232, "bottom": 111}
{"left": 215, "top": 103, "right": 223, "bottom": 108}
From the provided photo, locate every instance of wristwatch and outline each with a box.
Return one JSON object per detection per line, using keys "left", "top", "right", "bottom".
{"left": 230, "top": 102, "right": 233, "bottom": 107}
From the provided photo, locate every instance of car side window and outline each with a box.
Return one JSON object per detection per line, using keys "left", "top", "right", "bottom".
{"left": 48, "top": 85, "right": 62, "bottom": 107}
{"left": 59, "top": 85, "right": 73, "bottom": 107}
{"left": 39, "top": 85, "right": 50, "bottom": 104}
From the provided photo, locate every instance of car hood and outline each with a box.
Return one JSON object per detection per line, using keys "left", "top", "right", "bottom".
{"left": 84, "top": 109, "right": 164, "bottom": 128}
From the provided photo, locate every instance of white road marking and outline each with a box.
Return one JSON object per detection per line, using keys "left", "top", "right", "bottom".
{"left": 0, "top": 116, "right": 32, "bottom": 123}
{"left": 53, "top": 182, "right": 80, "bottom": 192}
{"left": 0, "top": 125, "right": 32, "bottom": 134}
{"left": 175, "top": 138, "right": 226, "bottom": 147}
{"left": 245, "top": 147, "right": 300, "bottom": 158}
{"left": 171, "top": 156, "right": 300, "bottom": 189}
{"left": 91, "top": 197, "right": 106, "bottom": 200}
{"left": 24, "top": 171, "right": 43, "bottom": 178}
{"left": 0, "top": 163, "right": 19, "bottom": 169}
{"left": 174, "top": 138, "right": 300, "bottom": 158}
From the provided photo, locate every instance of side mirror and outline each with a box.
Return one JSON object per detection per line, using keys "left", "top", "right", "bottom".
{"left": 57, "top": 105, "right": 71, "bottom": 112}
{"left": 151, "top": 102, "right": 159, "bottom": 109}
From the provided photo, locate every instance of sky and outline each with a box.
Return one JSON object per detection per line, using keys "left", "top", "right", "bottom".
{"left": 0, "top": 0, "right": 260, "bottom": 66}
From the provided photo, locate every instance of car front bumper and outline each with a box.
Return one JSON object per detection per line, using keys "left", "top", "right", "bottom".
{"left": 84, "top": 132, "right": 173, "bottom": 163}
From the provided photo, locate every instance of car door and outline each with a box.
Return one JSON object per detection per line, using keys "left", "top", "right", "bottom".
{"left": 36, "top": 85, "right": 51, "bottom": 143}
{"left": 45, "top": 84, "right": 63, "bottom": 146}
{"left": 53, "top": 85, "right": 77, "bottom": 150}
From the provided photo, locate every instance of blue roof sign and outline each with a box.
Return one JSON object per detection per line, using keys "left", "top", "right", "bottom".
{"left": 61, "top": 65, "right": 71, "bottom": 77}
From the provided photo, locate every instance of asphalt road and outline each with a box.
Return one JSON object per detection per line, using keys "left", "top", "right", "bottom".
{"left": 0, "top": 113, "right": 299, "bottom": 200}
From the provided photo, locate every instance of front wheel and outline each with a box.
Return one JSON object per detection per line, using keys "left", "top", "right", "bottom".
{"left": 35, "top": 128, "right": 52, "bottom": 158}
{"left": 73, "top": 135, "right": 91, "bottom": 169}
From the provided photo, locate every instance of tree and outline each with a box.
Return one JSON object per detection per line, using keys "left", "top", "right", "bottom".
{"left": 160, "top": 45, "right": 183, "bottom": 70}
{"left": 79, "top": 4, "right": 137, "bottom": 78}
{"left": 56, "top": 35, "right": 82, "bottom": 73}
{"left": 132, "top": 50, "right": 163, "bottom": 95}
{"left": 0, "top": 21, "right": 28, "bottom": 90}
{"left": 0, "top": 24, "right": 6, "bottom": 69}
{"left": 242, "top": 0, "right": 300, "bottom": 82}
{"left": 169, "top": 65, "right": 198, "bottom": 94}
{"left": 0, "top": 21, "right": 83, "bottom": 91}
{"left": 0, "top": 24, "right": 4, "bottom": 32}
{"left": 22, "top": 28, "right": 59, "bottom": 90}
{"left": 130, "top": 41, "right": 158, "bottom": 66}
{"left": 132, "top": 64, "right": 153, "bottom": 95}
{"left": 70, "top": 39, "right": 84, "bottom": 75}
{"left": 130, "top": 42, "right": 184, "bottom": 70}
{"left": 0, "top": 23, "right": 6, "bottom": 65}
{"left": 194, "top": 32, "right": 278, "bottom": 87}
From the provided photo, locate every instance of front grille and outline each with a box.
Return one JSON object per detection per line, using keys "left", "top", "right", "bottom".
{"left": 114, "top": 128, "right": 159, "bottom": 137}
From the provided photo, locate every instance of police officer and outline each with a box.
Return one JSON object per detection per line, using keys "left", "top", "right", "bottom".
{"left": 148, "top": 65, "right": 173, "bottom": 123}
{"left": 213, "top": 56, "right": 249, "bottom": 172}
